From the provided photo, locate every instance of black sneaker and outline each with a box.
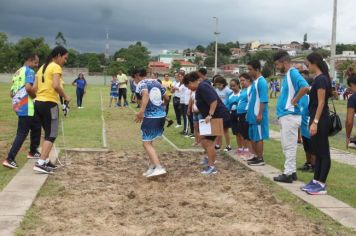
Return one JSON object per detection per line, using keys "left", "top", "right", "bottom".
{"left": 273, "top": 174, "right": 293, "bottom": 183}
{"left": 2, "top": 159, "right": 18, "bottom": 169}
{"left": 247, "top": 156, "right": 259, "bottom": 163}
{"left": 167, "top": 120, "right": 174, "bottom": 128}
{"left": 46, "top": 161, "right": 58, "bottom": 170}
{"left": 292, "top": 172, "right": 298, "bottom": 181}
{"left": 223, "top": 145, "right": 232, "bottom": 152}
{"left": 33, "top": 162, "right": 53, "bottom": 174}
{"left": 298, "top": 162, "right": 312, "bottom": 172}
{"left": 215, "top": 145, "right": 221, "bottom": 150}
{"left": 248, "top": 158, "right": 265, "bottom": 166}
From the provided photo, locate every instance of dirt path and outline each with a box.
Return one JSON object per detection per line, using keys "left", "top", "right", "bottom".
{"left": 20, "top": 150, "right": 332, "bottom": 236}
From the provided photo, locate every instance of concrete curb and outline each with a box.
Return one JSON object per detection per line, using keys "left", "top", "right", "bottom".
{"left": 225, "top": 151, "right": 356, "bottom": 231}
{"left": 0, "top": 146, "right": 58, "bottom": 236}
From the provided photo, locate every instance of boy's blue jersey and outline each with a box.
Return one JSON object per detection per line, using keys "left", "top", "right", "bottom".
{"left": 136, "top": 79, "right": 167, "bottom": 118}
{"left": 236, "top": 88, "right": 249, "bottom": 114}
{"left": 276, "top": 67, "right": 309, "bottom": 118}
{"left": 225, "top": 91, "right": 240, "bottom": 112}
{"left": 111, "top": 81, "right": 119, "bottom": 92}
{"left": 75, "top": 79, "right": 86, "bottom": 89}
{"left": 299, "top": 95, "right": 310, "bottom": 138}
{"left": 246, "top": 76, "right": 269, "bottom": 125}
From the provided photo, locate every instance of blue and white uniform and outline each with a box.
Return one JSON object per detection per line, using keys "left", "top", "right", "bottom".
{"left": 299, "top": 95, "right": 310, "bottom": 139}
{"left": 276, "top": 67, "right": 309, "bottom": 118}
{"left": 136, "top": 79, "right": 166, "bottom": 141}
{"left": 246, "top": 76, "right": 269, "bottom": 142}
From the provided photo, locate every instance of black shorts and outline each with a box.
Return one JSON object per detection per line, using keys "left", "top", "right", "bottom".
{"left": 230, "top": 112, "right": 239, "bottom": 135}
{"left": 223, "top": 118, "right": 232, "bottom": 129}
{"left": 135, "top": 92, "right": 142, "bottom": 100}
{"left": 34, "top": 101, "right": 59, "bottom": 143}
{"left": 237, "top": 113, "right": 249, "bottom": 140}
{"left": 302, "top": 136, "right": 314, "bottom": 154}
{"left": 202, "top": 136, "right": 217, "bottom": 141}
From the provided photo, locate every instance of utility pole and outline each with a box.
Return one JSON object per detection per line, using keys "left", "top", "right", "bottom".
{"left": 330, "top": 0, "right": 337, "bottom": 79}
{"left": 104, "top": 28, "right": 110, "bottom": 85}
{"left": 213, "top": 17, "right": 220, "bottom": 75}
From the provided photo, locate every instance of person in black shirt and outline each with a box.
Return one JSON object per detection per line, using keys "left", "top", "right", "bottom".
{"left": 346, "top": 73, "right": 356, "bottom": 148}
{"left": 182, "top": 72, "right": 230, "bottom": 175}
{"left": 301, "top": 52, "right": 332, "bottom": 195}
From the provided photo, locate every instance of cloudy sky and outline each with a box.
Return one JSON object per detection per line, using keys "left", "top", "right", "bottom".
{"left": 0, "top": 0, "right": 355, "bottom": 54}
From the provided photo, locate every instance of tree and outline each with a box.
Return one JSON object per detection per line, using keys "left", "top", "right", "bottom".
{"left": 171, "top": 61, "right": 181, "bottom": 72}
{"left": 87, "top": 54, "right": 102, "bottom": 72}
{"left": 195, "top": 45, "right": 205, "bottom": 53}
{"left": 302, "top": 42, "right": 310, "bottom": 50}
{"left": 66, "top": 49, "right": 80, "bottom": 68}
{"left": 312, "top": 48, "right": 330, "bottom": 58}
{"left": 55, "top": 32, "right": 66, "bottom": 47}
{"left": 107, "top": 61, "right": 124, "bottom": 76}
{"left": 15, "top": 37, "right": 50, "bottom": 65}
{"left": 113, "top": 42, "right": 150, "bottom": 74}
{"left": 0, "top": 32, "right": 17, "bottom": 72}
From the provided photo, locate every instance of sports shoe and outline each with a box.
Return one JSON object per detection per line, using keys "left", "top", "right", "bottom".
{"left": 143, "top": 165, "right": 155, "bottom": 177}
{"left": 167, "top": 120, "right": 174, "bottom": 128}
{"left": 28, "top": 151, "right": 41, "bottom": 159}
{"left": 117, "top": 103, "right": 122, "bottom": 107}
{"left": 298, "top": 162, "right": 312, "bottom": 172}
{"left": 214, "top": 145, "right": 221, "bottom": 150}
{"left": 248, "top": 158, "right": 265, "bottom": 166}
{"left": 301, "top": 180, "right": 316, "bottom": 192}
{"left": 189, "top": 134, "right": 195, "bottom": 138}
{"left": 306, "top": 182, "right": 327, "bottom": 195}
{"left": 292, "top": 172, "right": 298, "bottom": 181}
{"left": 175, "top": 124, "right": 182, "bottom": 128}
{"left": 247, "top": 156, "right": 259, "bottom": 163}
{"left": 201, "top": 166, "right": 217, "bottom": 175}
{"left": 33, "top": 162, "right": 53, "bottom": 174}
{"left": 2, "top": 159, "right": 17, "bottom": 169}
{"left": 273, "top": 174, "right": 293, "bottom": 183}
{"left": 46, "top": 161, "right": 58, "bottom": 170}
{"left": 124, "top": 101, "right": 129, "bottom": 107}
{"left": 223, "top": 145, "right": 232, "bottom": 152}
{"left": 146, "top": 166, "right": 167, "bottom": 178}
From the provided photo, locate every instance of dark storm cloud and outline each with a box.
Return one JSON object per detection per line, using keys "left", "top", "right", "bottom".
{"left": 0, "top": 0, "right": 355, "bottom": 53}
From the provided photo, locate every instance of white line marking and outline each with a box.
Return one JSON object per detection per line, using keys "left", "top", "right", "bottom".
{"left": 100, "top": 89, "right": 108, "bottom": 148}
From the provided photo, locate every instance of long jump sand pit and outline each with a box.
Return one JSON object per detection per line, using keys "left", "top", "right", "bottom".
{"left": 25, "top": 151, "right": 329, "bottom": 235}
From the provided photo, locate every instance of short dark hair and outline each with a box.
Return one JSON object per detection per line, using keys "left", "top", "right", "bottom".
{"left": 347, "top": 73, "right": 356, "bottom": 87}
{"left": 182, "top": 72, "right": 200, "bottom": 86}
{"left": 230, "top": 78, "right": 240, "bottom": 88}
{"left": 198, "top": 68, "right": 207, "bottom": 76}
{"left": 131, "top": 69, "right": 139, "bottom": 78}
{"left": 273, "top": 50, "right": 290, "bottom": 62}
{"left": 247, "top": 60, "right": 261, "bottom": 71}
{"left": 24, "top": 53, "right": 38, "bottom": 62}
{"left": 239, "top": 73, "right": 253, "bottom": 82}
{"left": 138, "top": 68, "right": 147, "bottom": 77}
{"left": 213, "top": 76, "right": 228, "bottom": 88}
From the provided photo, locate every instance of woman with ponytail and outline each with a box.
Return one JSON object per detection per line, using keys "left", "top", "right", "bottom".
{"left": 301, "top": 52, "right": 332, "bottom": 195}
{"left": 33, "top": 46, "right": 70, "bottom": 174}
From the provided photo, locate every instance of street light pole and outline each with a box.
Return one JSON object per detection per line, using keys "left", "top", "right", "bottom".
{"left": 330, "top": 0, "right": 337, "bottom": 79}
{"left": 213, "top": 17, "right": 220, "bottom": 75}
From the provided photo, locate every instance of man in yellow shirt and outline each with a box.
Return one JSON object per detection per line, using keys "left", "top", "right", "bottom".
{"left": 117, "top": 70, "right": 128, "bottom": 107}
{"left": 161, "top": 74, "right": 173, "bottom": 114}
{"left": 33, "top": 46, "right": 71, "bottom": 174}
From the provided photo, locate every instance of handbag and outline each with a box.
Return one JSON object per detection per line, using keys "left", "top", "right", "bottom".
{"left": 328, "top": 98, "right": 342, "bottom": 136}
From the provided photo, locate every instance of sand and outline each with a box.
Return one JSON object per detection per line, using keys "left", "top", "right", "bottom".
{"left": 24, "top": 151, "right": 328, "bottom": 236}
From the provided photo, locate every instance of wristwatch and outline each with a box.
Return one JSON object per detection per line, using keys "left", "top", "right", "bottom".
{"left": 313, "top": 119, "right": 319, "bottom": 124}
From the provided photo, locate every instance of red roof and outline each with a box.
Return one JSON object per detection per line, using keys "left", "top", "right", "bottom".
{"left": 148, "top": 61, "right": 169, "bottom": 68}
{"left": 174, "top": 60, "right": 196, "bottom": 66}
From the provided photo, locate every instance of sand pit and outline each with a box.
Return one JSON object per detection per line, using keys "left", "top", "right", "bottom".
{"left": 24, "top": 151, "right": 329, "bottom": 235}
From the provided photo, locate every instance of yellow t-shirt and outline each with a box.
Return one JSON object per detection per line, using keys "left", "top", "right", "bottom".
{"left": 35, "top": 62, "right": 63, "bottom": 104}
{"left": 117, "top": 74, "right": 128, "bottom": 89}
{"left": 162, "top": 80, "right": 173, "bottom": 96}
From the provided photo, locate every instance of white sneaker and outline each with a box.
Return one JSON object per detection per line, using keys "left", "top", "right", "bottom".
{"left": 175, "top": 125, "right": 182, "bottom": 128}
{"left": 146, "top": 167, "right": 167, "bottom": 178}
{"left": 143, "top": 165, "right": 155, "bottom": 177}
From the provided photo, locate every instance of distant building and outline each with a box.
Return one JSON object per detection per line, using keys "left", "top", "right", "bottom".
{"left": 148, "top": 61, "right": 170, "bottom": 75}
{"left": 159, "top": 50, "right": 184, "bottom": 65}
{"left": 230, "top": 48, "right": 246, "bottom": 60}
{"left": 220, "top": 64, "right": 247, "bottom": 75}
{"left": 250, "top": 41, "right": 261, "bottom": 50}
{"left": 258, "top": 44, "right": 280, "bottom": 51}
{"left": 175, "top": 60, "right": 197, "bottom": 73}
{"left": 335, "top": 51, "right": 356, "bottom": 83}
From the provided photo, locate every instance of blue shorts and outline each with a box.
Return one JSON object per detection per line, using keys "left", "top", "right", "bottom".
{"left": 249, "top": 123, "right": 269, "bottom": 142}
{"left": 193, "top": 113, "right": 203, "bottom": 123}
{"left": 141, "top": 117, "right": 165, "bottom": 142}
{"left": 110, "top": 92, "right": 118, "bottom": 98}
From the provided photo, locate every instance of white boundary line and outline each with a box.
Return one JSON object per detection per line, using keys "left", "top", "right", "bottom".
{"left": 127, "top": 106, "right": 202, "bottom": 153}
{"left": 100, "top": 89, "right": 108, "bottom": 148}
